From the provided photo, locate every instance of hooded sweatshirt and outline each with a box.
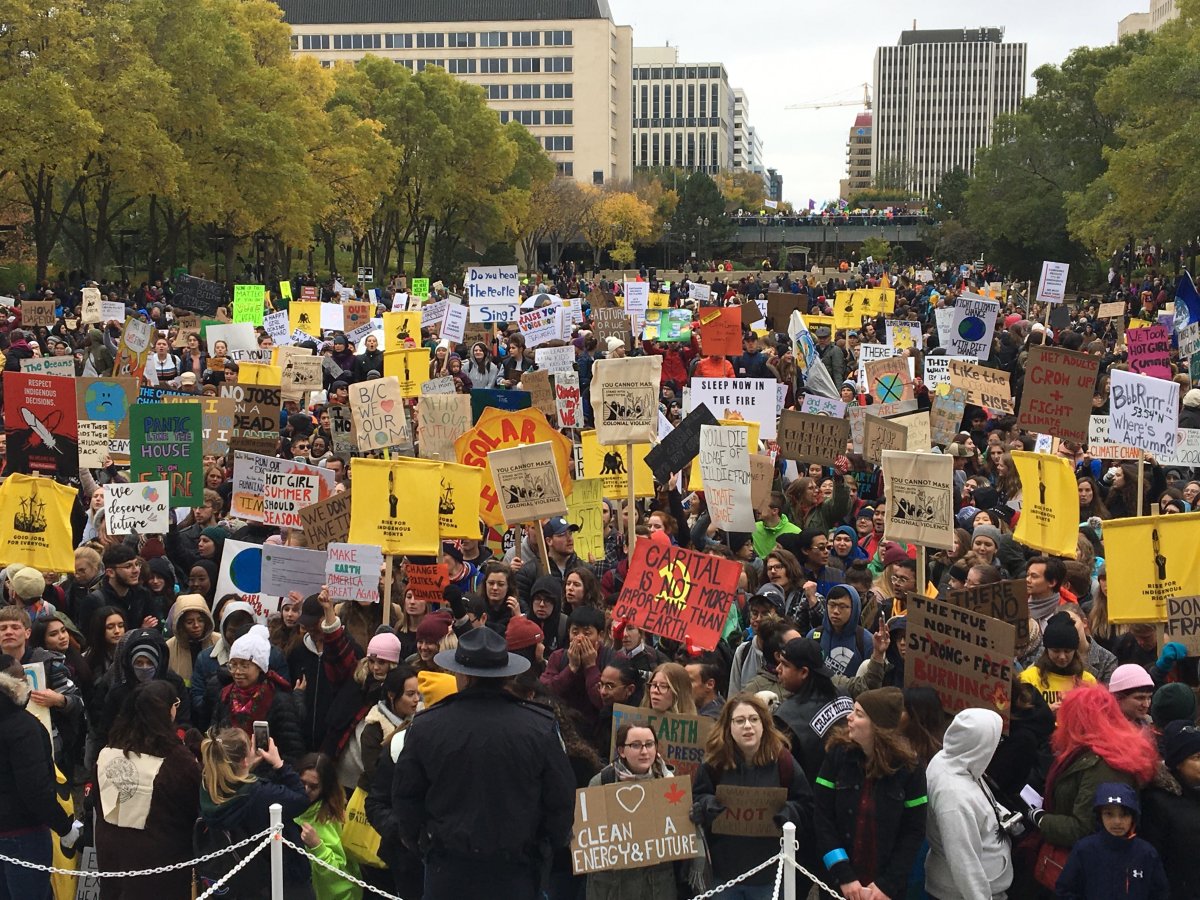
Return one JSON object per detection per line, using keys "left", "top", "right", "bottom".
{"left": 830, "top": 525, "right": 868, "bottom": 567}
{"left": 751, "top": 513, "right": 801, "bottom": 559}
{"left": 924, "top": 708, "right": 1014, "bottom": 900}
{"left": 166, "top": 594, "right": 218, "bottom": 685}
{"left": 807, "top": 585, "right": 873, "bottom": 677}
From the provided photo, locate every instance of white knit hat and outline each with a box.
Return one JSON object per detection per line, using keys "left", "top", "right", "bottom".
{"left": 229, "top": 623, "right": 271, "bottom": 675}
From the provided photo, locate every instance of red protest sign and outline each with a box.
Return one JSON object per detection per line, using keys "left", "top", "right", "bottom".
{"left": 696, "top": 307, "right": 743, "bottom": 357}
{"left": 405, "top": 563, "right": 448, "bottom": 605}
{"left": 612, "top": 538, "right": 740, "bottom": 650}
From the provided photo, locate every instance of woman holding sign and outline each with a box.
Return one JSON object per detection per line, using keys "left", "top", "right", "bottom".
{"left": 692, "top": 693, "right": 813, "bottom": 898}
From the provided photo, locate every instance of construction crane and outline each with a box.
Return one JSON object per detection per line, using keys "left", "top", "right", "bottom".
{"left": 785, "top": 82, "right": 871, "bottom": 111}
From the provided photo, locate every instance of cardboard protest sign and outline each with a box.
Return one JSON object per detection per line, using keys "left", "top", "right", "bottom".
{"left": 220, "top": 383, "right": 281, "bottom": 455}
{"left": 589, "top": 356, "right": 661, "bottom": 446}
{"left": 863, "top": 414, "right": 908, "bottom": 465}
{"left": 3, "top": 373, "right": 79, "bottom": 478}
{"left": 1108, "top": 369, "right": 1179, "bottom": 458}
{"left": 1086, "top": 414, "right": 1142, "bottom": 460}
{"left": 688, "top": 378, "right": 778, "bottom": 440}
{"left": 349, "top": 377, "right": 411, "bottom": 452}
{"left": 1127, "top": 325, "right": 1172, "bottom": 380}
{"left": 1015, "top": 345, "right": 1098, "bottom": 443}
{"left": 905, "top": 596, "right": 1016, "bottom": 728}
{"left": 280, "top": 353, "right": 323, "bottom": 398}
{"left": 0, "top": 474, "right": 75, "bottom": 570}
{"left": 580, "top": 430, "right": 655, "bottom": 499}
{"left": 1162, "top": 596, "right": 1200, "bottom": 656}
{"left": 230, "top": 451, "right": 337, "bottom": 523}
{"left": 695, "top": 307, "right": 742, "bottom": 357}
{"left": 644, "top": 403, "right": 719, "bottom": 483}
{"left": 417, "top": 393, "right": 471, "bottom": 462}
{"left": 740, "top": 299, "right": 764, "bottom": 328}
{"left": 571, "top": 775, "right": 700, "bottom": 875}
{"left": 215, "top": 539, "right": 278, "bottom": 623}
{"left": 750, "top": 454, "right": 774, "bottom": 512}
{"left": 888, "top": 410, "right": 931, "bottom": 452}
{"left": 75, "top": 377, "right": 137, "bottom": 458}
{"left": 929, "top": 388, "right": 967, "bottom": 448}
{"left": 260, "top": 544, "right": 328, "bottom": 597}
{"left": 566, "top": 478, "right": 604, "bottom": 560}
{"left": 103, "top": 481, "right": 169, "bottom": 535}
{"left": 1036, "top": 260, "right": 1069, "bottom": 304}
{"left": 864, "top": 356, "right": 915, "bottom": 408}
{"left": 776, "top": 410, "right": 848, "bottom": 466}
{"left": 326, "top": 403, "right": 356, "bottom": 455}
{"left": 611, "top": 538, "right": 740, "bottom": 650}
{"left": 404, "top": 563, "right": 448, "bottom": 605}
{"left": 172, "top": 275, "right": 224, "bottom": 315}
{"left": 262, "top": 471, "right": 319, "bottom": 528}
{"left": 699, "top": 424, "right": 753, "bottom": 532}
{"left": 881, "top": 450, "right": 954, "bottom": 551}
{"left": 766, "top": 292, "right": 804, "bottom": 325}
{"left": 489, "top": 442, "right": 568, "bottom": 524}
{"left": 554, "top": 372, "right": 582, "bottom": 429}
{"left": 21, "top": 299, "right": 56, "bottom": 327}
{"left": 949, "top": 579, "right": 1030, "bottom": 647}
{"left": 348, "top": 457, "right": 441, "bottom": 555}
{"left": 455, "top": 408, "right": 574, "bottom": 527}
{"left": 81, "top": 287, "right": 102, "bottom": 324}
{"left": 609, "top": 705, "right": 714, "bottom": 778}
{"left": 129, "top": 402, "right": 203, "bottom": 505}
{"left": 1011, "top": 451, "right": 1078, "bottom": 556}
{"left": 77, "top": 420, "right": 111, "bottom": 469}
{"left": 325, "top": 543, "right": 384, "bottom": 604}
{"left": 1104, "top": 511, "right": 1200, "bottom": 623}
{"left": 298, "top": 491, "right": 351, "bottom": 551}
{"left": 522, "top": 369, "right": 557, "bottom": 424}
{"left": 948, "top": 359, "right": 1014, "bottom": 413}
{"left": 948, "top": 296, "right": 998, "bottom": 359}
{"left": 592, "top": 307, "right": 632, "bottom": 347}
{"left": 712, "top": 786, "right": 788, "bottom": 837}
{"left": 1098, "top": 300, "right": 1126, "bottom": 319}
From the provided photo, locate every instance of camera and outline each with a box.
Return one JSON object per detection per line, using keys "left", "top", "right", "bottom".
{"left": 996, "top": 805, "right": 1025, "bottom": 839}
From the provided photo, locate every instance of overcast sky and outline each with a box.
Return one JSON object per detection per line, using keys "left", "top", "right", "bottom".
{"left": 609, "top": 0, "right": 1141, "bottom": 203}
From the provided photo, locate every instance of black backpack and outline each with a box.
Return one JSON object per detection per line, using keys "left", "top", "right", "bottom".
{"left": 193, "top": 817, "right": 253, "bottom": 896}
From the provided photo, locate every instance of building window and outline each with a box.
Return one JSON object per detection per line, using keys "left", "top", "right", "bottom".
{"left": 593, "top": 170, "right": 604, "bottom": 185}
{"left": 514, "top": 83, "right": 540, "bottom": 99}
{"left": 512, "top": 31, "right": 540, "bottom": 47}
{"left": 544, "top": 30, "right": 572, "bottom": 46}
{"left": 640, "top": 133, "right": 648, "bottom": 166}
{"left": 480, "top": 31, "right": 507, "bottom": 47}
{"left": 545, "top": 56, "right": 572, "bottom": 73}
{"left": 416, "top": 33, "right": 444, "bottom": 48}
{"left": 290, "top": 35, "right": 298, "bottom": 50}
{"left": 545, "top": 83, "right": 572, "bottom": 99}
{"left": 513, "top": 110, "right": 541, "bottom": 126}
{"left": 482, "top": 84, "right": 509, "bottom": 100}
{"left": 320, "top": 60, "right": 331, "bottom": 68}
{"left": 652, "top": 85, "right": 659, "bottom": 118}
{"left": 385, "top": 33, "right": 412, "bottom": 49}
{"left": 415, "top": 59, "right": 444, "bottom": 72}
{"left": 448, "top": 32, "right": 475, "bottom": 48}
{"left": 640, "top": 85, "right": 648, "bottom": 118}
{"left": 396, "top": 59, "right": 413, "bottom": 69}
{"left": 480, "top": 58, "right": 508, "bottom": 74}
{"left": 513, "top": 57, "right": 540, "bottom": 73}
{"left": 448, "top": 59, "right": 476, "bottom": 74}
{"left": 688, "top": 84, "right": 695, "bottom": 117}
{"left": 300, "top": 34, "right": 330, "bottom": 50}
{"left": 545, "top": 109, "right": 572, "bottom": 125}
{"left": 544, "top": 136, "right": 573, "bottom": 152}
{"left": 556, "top": 161, "right": 573, "bottom": 177}
{"left": 333, "top": 34, "right": 382, "bottom": 50}
{"left": 652, "top": 133, "right": 660, "bottom": 167}
{"left": 699, "top": 84, "right": 707, "bottom": 118}
{"left": 663, "top": 85, "right": 671, "bottom": 118}
{"left": 498, "top": 111, "right": 510, "bottom": 123}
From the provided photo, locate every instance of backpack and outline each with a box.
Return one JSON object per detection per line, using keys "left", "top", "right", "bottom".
{"left": 193, "top": 817, "right": 253, "bottom": 896}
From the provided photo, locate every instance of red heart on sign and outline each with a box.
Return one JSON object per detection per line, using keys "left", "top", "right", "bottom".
{"left": 380, "top": 399, "right": 395, "bottom": 412}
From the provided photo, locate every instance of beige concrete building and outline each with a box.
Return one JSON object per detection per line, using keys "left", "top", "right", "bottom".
{"left": 839, "top": 112, "right": 873, "bottom": 201}
{"left": 1118, "top": 0, "right": 1179, "bottom": 37}
{"left": 276, "top": 0, "right": 632, "bottom": 185}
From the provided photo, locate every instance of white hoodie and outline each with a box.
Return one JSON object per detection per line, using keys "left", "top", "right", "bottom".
{"left": 924, "top": 708, "right": 1014, "bottom": 900}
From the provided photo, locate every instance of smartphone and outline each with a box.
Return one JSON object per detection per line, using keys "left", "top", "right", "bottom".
{"left": 253, "top": 721, "right": 270, "bottom": 749}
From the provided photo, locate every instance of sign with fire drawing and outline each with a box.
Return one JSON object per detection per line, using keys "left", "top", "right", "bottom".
{"left": 611, "top": 538, "right": 742, "bottom": 651}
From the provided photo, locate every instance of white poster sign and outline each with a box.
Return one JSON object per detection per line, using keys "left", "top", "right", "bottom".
{"left": 103, "top": 481, "right": 170, "bottom": 535}
{"left": 949, "top": 296, "right": 999, "bottom": 360}
{"left": 325, "top": 542, "right": 385, "bottom": 603}
{"left": 1108, "top": 368, "right": 1179, "bottom": 458}
{"left": 688, "top": 378, "right": 778, "bottom": 440}
{"left": 1036, "top": 261, "right": 1070, "bottom": 304}
{"left": 699, "top": 424, "right": 754, "bottom": 532}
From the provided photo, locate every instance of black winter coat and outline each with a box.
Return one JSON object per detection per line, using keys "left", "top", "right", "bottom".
{"left": 0, "top": 671, "right": 71, "bottom": 836}
{"left": 774, "top": 689, "right": 853, "bottom": 784}
{"left": 1140, "top": 767, "right": 1200, "bottom": 900}
{"left": 211, "top": 673, "right": 306, "bottom": 765}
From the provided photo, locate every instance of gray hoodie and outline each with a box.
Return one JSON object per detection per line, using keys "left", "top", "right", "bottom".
{"left": 924, "top": 708, "right": 1014, "bottom": 900}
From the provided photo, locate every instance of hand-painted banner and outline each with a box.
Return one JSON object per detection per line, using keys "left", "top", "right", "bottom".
{"left": 489, "top": 442, "right": 568, "bottom": 525}
{"left": 1108, "top": 369, "right": 1179, "bottom": 458}
{"left": 776, "top": 410, "right": 848, "bottom": 466}
{"left": 325, "top": 543, "right": 384, "bottom": 604}
{"left": 130, "top": 402, "right": 204, "bottom": 505}
{"left": 881, "top": 450, "right": 954, "bottom": 551}
{"left": 1105, "top": 511, "right": 1200, "bottom": 623}
{"left": 230, "top": 451, "right": 337, "bottom": 523}
{"left": 349, "top": 376, "right": 411, "bottom": 451}
{"left": 688, "top": 378, "right": 778, "bottom": 440}
{"left": 699, "top": 424, "right": 753, "bottom": 532}
{"left": 1126, "top": 325, "right": 1172, "bottom": 380}
{"left": 609, "top": 704, "right": 714, "bottom": 779}
{"left": 103, "top": 481, "right": 170, "bottom": 535}
{"left": 571, "top": 774, "right": 700, "bottom": 875}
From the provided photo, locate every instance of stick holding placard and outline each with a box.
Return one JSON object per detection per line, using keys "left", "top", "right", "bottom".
{"left": 382, "top": 554, "right": 393, "bottom": 628}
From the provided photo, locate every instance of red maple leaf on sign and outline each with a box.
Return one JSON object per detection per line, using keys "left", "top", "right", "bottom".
{"left": 663, "top": 782, "right": 686, "bottom": 804}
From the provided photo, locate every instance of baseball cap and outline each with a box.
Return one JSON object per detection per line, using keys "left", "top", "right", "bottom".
{"left": 746, "top": 583, "right": 785, "bottom": 614}
{"left": 543, "top": 516, "right": 581, "bottom": 539}
{"left": 778, "top": 637, "right": 832, "bottom": 678}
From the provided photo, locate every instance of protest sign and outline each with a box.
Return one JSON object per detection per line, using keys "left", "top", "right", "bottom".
{"left": 77, "top": 420, "right": 111, "bottom": 469}
{"left": 349, "top": 457, "right": 441, "bottom": 555}
{"left": 129, "top": 403, "right": 203, "bottom": 505}
{"left": 436, "top": 462, "right": 483, "bottom": 539}
{"left": 288, "top": 302, "right": 321, "bottom": 338}
{"left": 327, "top": 403, "right": 356, "bottom": 455}
{"left": 624, "top": 281, "right": 651, "bottom": 316}
{"left": 81, "top": 287, "right": 102, "bottom": 324}
{"left": 609, "top": 705, "right": 714, "bottom": 778}
{"left": 799, "top": 393, "right": 847, "bottom": 418}
{"left": 441, "top": 303, "right": 467, "bottom": 344}
{"left": 522, "top": 369, "right": 557, "bottom": 424}
{"left": 1160, "top": 428, "right": 1200, "bottom": 467}
{"left": 232, "top": 285, "right": 265, "bottom": 325}
{"left": 644, "top": 404, "right": 719, "bottom": 483}
{"left": 948, "top": 359, "right": 1014, "bottom": 413}
{"left": 383, "top": 311, "right": 422, "bottom": 349}
{"left": 688, "top": 378, "right": 777, "bottom": 440}
{"left": 1016, "top": 345, "right": 1098, "bottom": 443}
{"left": 765, "top": 292, "right": 805, "bottom": 326}
{"left": 929, "top": 388, "right": 966, "bottom": 448}
{"left": 518, "top": 305, "right": 563, "bottom": 348}
{"left": 206, "top": 322, "right": 257, "bottom": 357}
{"left": 535, "top": 345, "right": 576, "bottom": 373}
{"left": 881, "top": 450, "right": 954, "bottom": 550}
{"left": 1086, "top": 415, "right": 1142, "bottom": 460}
{"left": 466, "top": 265, "right": 519, "bottom": 303}
{"left": 922, "top": 356, "right": 971, "bottom": 391}
{"left": 591, "top": 356, "right": 661, "bottom": 445}
{"left": 421, "top": 376, "right": 455, "bottom": 395}
{"left": 905, "top": 597, "right": 1016, "bottom": 727}
{"left": 230, "top": 451, "right": 336, "bottom": 522}
{"left": 554, "top": 372, "right": 582, "bottom": 429}
{"left": 948, "top": 579, "right": 1031, "bottom": 647}
{"left": 750, "top": 454, "right": 774, "bottom": 512}
{"left": 21, "top": 300, "right": 56, "bottom": 327}
{"left": 1098, "top": 300, "right": 1126, "bottom": 319}
{"left": 263, "top": 310, "right": 290, "bottom": 345}
{"left": 948, "top": 296, "right": 998, "bottom": 359}
{"left": 571, "top": 774, "right": 700, "bottom": 875}
{"left": 298, "top": 491, "right": 351, "bottom": 551}
{"left": 699, "top": 424, "right": 753, "bottom": 532}
{"left": 4, "top": 373, "right": 79, "bottom": 478}
{"left": 1109, "top": 369, "right": 1179, "bottom": 458}
{"left": 580, "top": 431, "right": 656, "bottom": 499}
{"left": 695, "top": 307, "right": 741, "bottom": 357}
{"left": 688, "top": 420, "right": 759, "bottom": 491}
{"left": 740, "top": 299, "right": 764, "bottom": 327}
{"left": 220, "top": 383, "right": 280, "bottom": 455}
{"left": 404, "top": 563, "right": 448, "bottom": 605}
{"left": 1126, "top": 325, "right": 1172, "bottom": 380}
{"left": 1104, "top": 511, "right": 1200, "bottom": 623}
{"left": 325, "top": 543, "right": 384, "bottom": 604}
{"left": 1036, "top": 261, "right": 1069, "bottom": 303}
{"left": 592, "top": 307, "right": 632, "bottom": 347}
{"left": 686, "top": 282, "right": 709, "bottom": 304}
{"left": 833, "top": 289, "right": 885, "bottom": 329}
{"left": 1162, "top": 596, "right": 1200, "bottom": 656}
{"left": 215, "top": 539, "right": 278, "bottom": 623}
{"left": 262, "top": 471, "right": 319, "bottom": 528}
{"left": 643, "top": 309, "right": 694, "bottom": 343}
{"left": 489, "top": 442, "right": 567, "bottom": 524}
{"left": 611, "top": 539, "right": 740, "bottom": 650}
{"left": 0, "top": 474, "right": 75, "bottom": 570}
{"left": 75, "top": 377, "right": 137, "bottom": 460}
{"left": 417, "top": 393, "right": 471, "bottom": 461}
{"left": 410, "top": 278, "right": 430, "bottom": 299}
{"left": 863, "top": 414, "right": 908, "bottom": 465}
{"left": 776, "top": 410, "right": 848, "bottom": 466}
{"left": 455, "top": 408, "right": 574, "bottom": 527}
{"left": 885, "top": 319, "right": 923, "bottom": 351}
{"left": 100, "top": 300, "right": 127, "bottom": 323}
{"left": 865, "top": 356, "right": 915, "bottom": 407}
{"left": 260, "top": 544, "right": 328, "bottom": 597}
{"left": 888, "top": 410, "right": 931, "bottom": 452}
{"left": 21, "top": 356, "right": 75, "bottom": 377}
{"left": 1011, "top": 451, "right": 1078, "bottom": 556}
{"left": 566, "top": 478, "right": 604, "bottom": 560}
{"left": 848, "top": 405, "right": 866, "bottom": 454}
{"left": 172, "top": 275, "right": 224, "bottom": 315}
{"left": 382, "top": 347, "right": 432, "bottom": 399}
{"left": 103, "top": 481, "right": 170, "bottom": 535}
{"left": 1179, "top": 322, "right": 1200, "bottom": 360}
{"left": 113, "top": 318, "right": 153, "bottom": 379}
{"left": 712, "top": 787, "right": 788, "bottom": 837}
{"left": 349, "top": 377, "right": 410, "bottom": 452}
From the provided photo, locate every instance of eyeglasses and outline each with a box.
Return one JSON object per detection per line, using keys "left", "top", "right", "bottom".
{"left": 827, "top": 602, "right": 852, "bottom": 612}
{"left": 648, "top": 682, "right": 671, "bottom": 693}
{"left": 731, "top": 715, "right": 761, "bottom": 727}
{"left": 228, "top": 660, "right": 257, "bottom": 671}
{"left": 622, "top": 741, "right": 657, "bottom": 751}
{"left": 765, "top": 563, "right": 784, "bottom": 572}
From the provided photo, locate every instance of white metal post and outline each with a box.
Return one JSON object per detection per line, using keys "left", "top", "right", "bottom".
{"left": 782, "top": 821, "right": 797, "bottom": 900}
{"left": 270, "top": 803, "right": 283, "bottom": 900}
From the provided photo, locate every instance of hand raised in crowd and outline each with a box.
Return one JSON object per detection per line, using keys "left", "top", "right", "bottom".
{"left": 871, "top": 618, "right": 891, "bottom": 663}
{"left": 318, "top": 586, "right": 335, "bottom": 625}
{"left": 506, "top": 595, "right": 522, "bottom": 618}
{"left": 141, "top": 615, "right": 159, "bottom": 629}
{"left": 802, "top": 581, "right": 819, "bottom": 606}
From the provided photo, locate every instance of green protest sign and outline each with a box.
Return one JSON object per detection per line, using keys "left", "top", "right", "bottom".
{"left": 233, "top": 284, "right": 265, "bottom": 325}
{"left": 411, "top": 278, "right": 430, "bottom": 299}
{"left": 130, "top": 402, "right": 205, "bottom": 506}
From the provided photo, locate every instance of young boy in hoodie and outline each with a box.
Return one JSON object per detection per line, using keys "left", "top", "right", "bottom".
{"left": 1055, "top": 783, "right": 1168, "bottom": 900}
{"left": 806, "top": 584, "right": 873, "bottom": 678}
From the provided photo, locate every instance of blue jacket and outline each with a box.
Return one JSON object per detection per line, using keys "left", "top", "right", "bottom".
{"left": 1056, "top": 783, "right": 1169, "bottom": 900}
{"left": 806, "top": 584, "right": 873, "bottom": 678}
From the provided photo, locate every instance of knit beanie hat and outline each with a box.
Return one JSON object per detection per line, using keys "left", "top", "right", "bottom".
{"left": 229, "top": 623, "right": 271, "bottom": 674}
{"left": 972, "top": 524, "right": 1002, "bottom": 547}
{"left": 366, "top": 632, "right": 403, "bottom": 664}
{"left": 1151, "top": 683, "right": 1197, "bottom": 729}
{"left": 505, "top": 617, "right": 544, "bottom": 652}
{"left": 1041, "top": 612, "right": 1080, "bottom": 651}
{"left": 1107, "top": 663, "right": 1155, "bottom": 695}
{"left": 418, "top": 671, "right": 458, "bottom": 707}
{"left": 201, "top": 526, "right": 229, "bottom": 556}
{"left": 125, "top": 629, "right": 163, "bottom": 671}
{"left": 605, "top": 336, "right": 625, "bottom": 353}
{"left": 1162, "top": 719, "right": 1200, "bottom": 769}
{"left": 10, "top": 567, "right": 44, "bottom": 601}
{"left": 856, "top": 687, "right": 905, "bottom": 730}
{"left": 415, "top": 611, "right": 453, "bottom": 644}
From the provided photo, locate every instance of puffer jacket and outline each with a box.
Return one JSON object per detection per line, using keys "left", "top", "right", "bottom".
{"left": 1138, "top": 764, "right": 1200, "bottom": 899}
{"left": 0, "top": 669, "right": 71, "bottom": 836}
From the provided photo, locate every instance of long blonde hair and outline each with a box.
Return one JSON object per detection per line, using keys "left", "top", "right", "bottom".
{"left": 640, "top": 662, "right": 697, "bottom": 715}
{"left": 201, "top": 728, "right": 256, "bottom": 805}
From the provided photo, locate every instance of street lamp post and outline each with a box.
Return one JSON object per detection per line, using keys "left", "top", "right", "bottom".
{"left": 663, "top": 222, "right": 672, "bottom": 270}
{"left": 696, "top": 215, "right": 710, "bottom": 264}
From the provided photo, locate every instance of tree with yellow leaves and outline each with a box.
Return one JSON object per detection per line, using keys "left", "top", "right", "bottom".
{"left": 578, "top": 190, "right": 654, "bottom": 270}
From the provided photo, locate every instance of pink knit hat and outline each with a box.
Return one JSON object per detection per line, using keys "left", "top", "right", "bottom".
{"left": 1108, "top": 664, "right": 1155, "bottom": 694}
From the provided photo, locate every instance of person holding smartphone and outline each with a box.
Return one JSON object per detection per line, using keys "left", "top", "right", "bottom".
{"left": 211, "top": 624, "right": 305, "bottom": 764}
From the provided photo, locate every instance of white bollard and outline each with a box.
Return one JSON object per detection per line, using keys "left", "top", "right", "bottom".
{"left": 270, "top": 803, "right": 284, "bottom": 900}
{"left": 782, "top": 821, "right": 797, "bottom": 900}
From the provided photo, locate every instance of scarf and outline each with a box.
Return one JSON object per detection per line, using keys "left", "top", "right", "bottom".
{"left": 221, "top": 675, "right": 279, "bottom": 734}
{"left": 611, "top": 755, "right": 671, "bottom": 782}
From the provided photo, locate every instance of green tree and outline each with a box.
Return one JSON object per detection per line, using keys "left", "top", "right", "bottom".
{"left": 931, "top": 168, "right": 970, "bottom": 222}
{"left": 669, "top": 172, "right": 730, "bottom": 260}
{"left": 859, "top": 236, "right": 893, "bottom": 262}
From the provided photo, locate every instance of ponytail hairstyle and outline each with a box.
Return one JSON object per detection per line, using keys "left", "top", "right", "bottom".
{"left": 201, "top": 727, "right": 256, "bottom": 805}
{"left": 295, "top": 753, "right": 345, "bottom": 824}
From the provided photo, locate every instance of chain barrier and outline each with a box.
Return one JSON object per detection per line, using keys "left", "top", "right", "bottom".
{"left": 195, "top": 831, "right": 276, "bottom": 900}
{"left": 276, "top": 835, "right": 404, "bottom": 900}
{"left": 687, "top": 852, "right": 782, "bottom": 900}
{"left": 785, "top": 854, "right": 845, "bottom": 900}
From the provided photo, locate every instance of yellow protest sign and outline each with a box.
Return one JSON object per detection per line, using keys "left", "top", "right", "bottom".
{"left": 834, "top": 289, "right": 895, "bottom": 328}
{"left": 689, "top": 419, "right": 761, "bottom": 489}
{"left": 1105, "top": 511, "right": 1200, "bottom": 623}
{"left": 278, "top": 280, "right": 293, "bottom": 301}
{"left": 289, "top": 302, "right": 322, "bottom": 337}
{"left": 348, "top": 457, "right": 441, "bottom": 555}
{"left": 648, "top": 292, "right": 669, "bottom": 309}
{"left": 0, "top": 474, "right": 76, "bottom": 571}
{"left": 1011, "top": 451, "right": 1078, "bottom": 557}
{"left": 383, "top": 311, "right": 422, "bottom": 349}
{"left": 1125, "top": 318, "right": 1151, "bottom": 330}
{"left": 383, "top": 348, "right": 432, "bottom": 398}
{"left": 567, "top": 477, "right": 605, "bottom": 560}
{"left": 580, "top": 430, "right": 654, "bottom": 499}
{"left": 237, "top": 363, "right": 282, "bottom": 386}
{"left": 805, "top": 314, "right": 835, "bottom": 332}
{"left": 437, "top": 462, "right": 483, "bottom": 539}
